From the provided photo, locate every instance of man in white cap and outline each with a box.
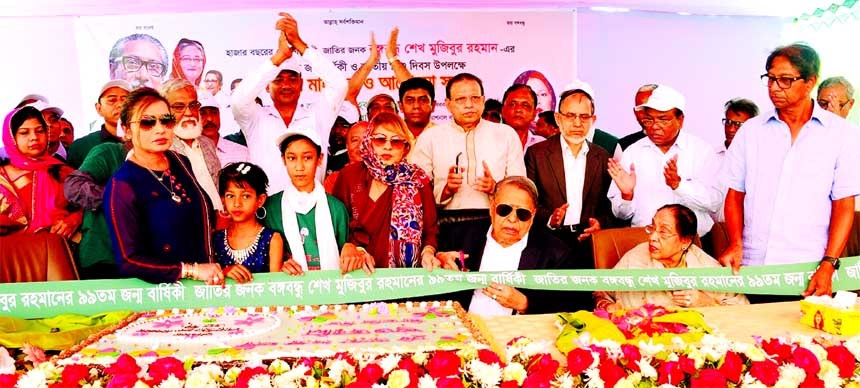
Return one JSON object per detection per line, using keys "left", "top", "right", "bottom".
{"left": 607, "top": 84, "right": 721, "bottom": 237}
{"left": 68, "top": 80, "right": 132, "bottom": 168}
{"left": 232, "top": 12, "right": 347, "bottom": 192}
{"left": 198, "top": 92, "right": 249, "bottom": 167}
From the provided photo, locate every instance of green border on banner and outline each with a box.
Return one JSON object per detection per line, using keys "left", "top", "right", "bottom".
{"left": 1, "top": 257, "right": 858, "bottom": 319}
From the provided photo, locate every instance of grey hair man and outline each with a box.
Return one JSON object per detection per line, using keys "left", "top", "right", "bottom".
{"left": 817, "top": 76, "right": 855, "bottom": 119}
{"left": 109, "top": 33, "right": 169, "bottom": 89}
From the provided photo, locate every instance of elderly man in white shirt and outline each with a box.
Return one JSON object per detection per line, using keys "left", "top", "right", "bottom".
{"left": 607, "top": 84, "right": 721, "bottom": 238}
{"left": 410, "top": 73, "right": 526, "bottom": 251}
{"left": 720, "top": 43, "right": 860, "bottom": 301}
{"left": 232, "top": 13, "right": 347, "bottom": 192}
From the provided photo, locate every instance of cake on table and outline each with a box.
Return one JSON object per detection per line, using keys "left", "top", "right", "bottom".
{"left": 58, "top": 301, "right": 487, "bottom": 366}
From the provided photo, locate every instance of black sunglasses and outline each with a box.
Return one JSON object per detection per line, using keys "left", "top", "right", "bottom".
{"left": 131, "top": 114, "right": 177, "bottom": 130}
{"left": 495, "top": 204, "right": 533, "bottom": 222}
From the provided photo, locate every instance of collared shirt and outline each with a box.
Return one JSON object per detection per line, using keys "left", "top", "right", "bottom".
{"left": 410, "top": 119, "right": 526, "bottom": 210}
{"left": 561, "top": 140, "right": 589, "bottom": 225}
{"left": 231, "top": 48, "right": 347, "bottom": 193}
{"left": 608, "top": 131, "right": 721, "bottom": 236}
{"left": 469, "top": 229, "right": 528, "bottom": 316}
{"left": 174, "top": 138, "right": 223, "bottom": 210}
{"left": 725, "top": 103, "right": 860, "bottom": 266}
{"left": 216, "top": 138, "right": 250, "bottom": 167}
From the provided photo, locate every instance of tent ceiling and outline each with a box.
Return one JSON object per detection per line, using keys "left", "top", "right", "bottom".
{"left": 0, "top": 0, "right": 831, "bottom": 18}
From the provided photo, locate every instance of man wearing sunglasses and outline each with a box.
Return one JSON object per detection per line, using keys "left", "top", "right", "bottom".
{"left": 721, "top": 43, "right": 860, "bottom": 302}
{"left": 816, "top": 76, "right": 855, "bottom": 119}
{"left": 108, "top": 33, "right": 169, "bottom": 90}
{"left": 232, "top": 13, "right": 347, "bottom": 193}
{"left": 427, "top": 176, "right": 571, "bottom": 316}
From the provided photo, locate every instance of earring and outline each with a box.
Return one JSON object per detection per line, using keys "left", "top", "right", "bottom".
{"left": 255, "top": 207, "right": 267, "bottom": 220}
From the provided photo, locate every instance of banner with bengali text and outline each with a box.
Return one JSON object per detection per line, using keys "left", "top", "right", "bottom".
{"left": 75, "top": 9, "right": 576, "bottom": 131}
{"left": 2, "top": 257, "right": 858, "bottom": 319}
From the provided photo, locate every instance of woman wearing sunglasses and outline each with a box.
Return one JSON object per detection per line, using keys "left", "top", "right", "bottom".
{"left": 104, "top": 87, "right": 223, "bottom": 285}
{"left": 593, "top": 204, "right": 748, "bottom": 311}
{"left": 332, "top": 112, "right": 438, "bottom": 272}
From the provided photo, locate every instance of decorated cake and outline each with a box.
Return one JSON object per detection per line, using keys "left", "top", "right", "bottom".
{"left": 58, "top": 301, "right": 487, "bottom": 365}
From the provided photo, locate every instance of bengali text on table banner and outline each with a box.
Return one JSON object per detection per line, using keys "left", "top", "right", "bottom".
{"left": 1, "top": 257, "right": 858, "bottom": 319}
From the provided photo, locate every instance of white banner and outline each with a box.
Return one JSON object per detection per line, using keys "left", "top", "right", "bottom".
{"left": 75, "top": 9, "right": 576, "bottom": 132}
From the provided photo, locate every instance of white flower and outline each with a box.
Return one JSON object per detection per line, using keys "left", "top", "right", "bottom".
{"left": 35, "top": 361, "right": 61, "bottom": 382}
{"left": 686, "top": 348, "right": 705, "bottom": 369}
{"left": 466, "top": 359, "right": 502, "bottom": 388}
{"left": 417, "top": 374, "right": 437, "bottom": 388}
{"left": 301, "top": 375, "right": 317, "bottom": 387}
{"left": 386, "top": 370, "right": 410, "bottom": 388}
{"left": 327, "top": 359, "right": 355, "bottom": 386}
{"left": 185, "top": 372, "right": 219, "bottom": 388}
{"left": 272, "top": 374, "right": 300, "bottom": 388}
{"left": 132, "top": 381, "right": 151, "bottom": 388}
{"left": 224, "top": 367, "right": 243, "bottom": 385}
{"left": 372, "top": 384, "right": 387, "bottom": 388}
{"left": 82, "top": 381, "right": 104, "bottom": 388}
{"left": 657, "top": 384, "right": 678, "bottom": 388}
{"left": 269, "top": 359, "right": 291, "bottom": 375}
{"left": 0, "top": 347, "right": 14, "bottom": 375}
{"left": 818, "top": 360, "right": 843, "bottom": 388}
{"left": 502, "top": 363, "right": 527, "bottom": 385}
{"left": 614, "top": 376, "right": 636, "bottom": 388}
{"left": 845, "top": 336, "right": 860, "bottom": 361}
{"left": 457, "top": 346, "right": 478, "bottom": 361}
{"left": 16, "top": 369, "right": 48, "bottom": 388}
{"left": 248, "top": 374, "right": 273, "bottom": 388}
{"left": 411, "top": 353, "right": 429, "bottom": 366}
{"left": 808, "top": 343, "right": 828, "bottom": 363}
{"left": 522, "top": 340, "right": 552, "bottom": 359}
{"left": 636, "top": 339, "right": 666, "bottom": 357}
{"left": 740, "top": 372, "right": 768, "bottom": 388}
{"left": 775, "top": 363, "right": 806, "bottom": 388}
{"left": 281, "top": 365, "right": 310, "bottom": 382}
{"left": 379, "top": 354, "right": 402, "bottom": 375}
{"left": 584, "top": 367, "right": 604, "bottom": 388}
{"left": 636, "top": 359, "right": 657, "bottom": 380}
{"left": 156, "top": 376, "right": 184, "bottom": 388}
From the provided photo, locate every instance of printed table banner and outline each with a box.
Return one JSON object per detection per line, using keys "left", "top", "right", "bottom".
{"left": 2, "top": 257, "right": 859, "bottom": 319}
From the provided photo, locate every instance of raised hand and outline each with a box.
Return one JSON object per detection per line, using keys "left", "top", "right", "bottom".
{"left": 663, "top": 154, "right": 680, "bottom": 190}
{"left": 386, "top": 27, "right": 400, "bottom": 60}
{"left": 474, "top": 160, "right": 496, "bottom": 194}
{"left": 607, "top": 158, "right": 636, "bottom": 200}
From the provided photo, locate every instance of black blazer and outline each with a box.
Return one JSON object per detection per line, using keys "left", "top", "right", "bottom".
{"left": 449, "top": 229, "right": 573, "bottom": 315}
{"left": 525, "top": 135, "right": 615, "bottom": 230}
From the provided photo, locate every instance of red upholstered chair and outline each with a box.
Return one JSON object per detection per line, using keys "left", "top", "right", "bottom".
{"left": 0, "top": 233, "right": 79, "bottom": 283}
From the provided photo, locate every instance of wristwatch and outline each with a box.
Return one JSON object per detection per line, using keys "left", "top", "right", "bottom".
{"left": 821, "top": 256, "right": 841, "bottom": 270}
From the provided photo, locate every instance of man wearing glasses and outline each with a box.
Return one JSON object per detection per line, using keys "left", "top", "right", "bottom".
{"left": 607, "top": 84, "right": 721, "bottom": 238}
{"left": 108, "top": 34, "right": 169, "bottom": 90}
{"left": 426, "top": 176, "right": 571, "bottom": 316}
{"left": 816, "top": 76, "right": 855, "bottom": 119}
{"left": 720, "top": 43, "right": 860, "bottom": 302}
{"left": 410, "top": 73, "right": 526, "bottom": 252}
{"left": 711, "top": 98, "right": 758, "bottom": 222}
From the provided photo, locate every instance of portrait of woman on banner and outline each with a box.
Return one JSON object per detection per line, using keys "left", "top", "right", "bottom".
{"left": 513, "top": 70, "right": 557, "bottom": 117}
{"left": 170, "top": 38, "right": 207, "bottom": 87}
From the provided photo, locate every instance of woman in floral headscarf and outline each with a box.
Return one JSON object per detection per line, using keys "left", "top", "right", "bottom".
{"left": 333, "top": 112, "right": 438, "bottom": 271}
{"left": 0, "top": 106, "right": 80, "bottom": 236}
{"left": 170, "top": 38, "right": 206, "bottom": 87}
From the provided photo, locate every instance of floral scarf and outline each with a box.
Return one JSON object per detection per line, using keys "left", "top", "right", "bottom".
{"left": 1, "top": 108, "right": 64, "bottom": 233}
{"left": 359, "top": 131, "right": 429, "bottom": 268}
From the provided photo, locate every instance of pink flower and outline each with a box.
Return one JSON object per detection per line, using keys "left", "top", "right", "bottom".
{"left": 620, "top": 344, "right": 641, "bottom": 372}
{"left": 437, "top": 377, "right": 465, "bottom": 388}
{"left": 0, "top": 347, "right": 14, "bottom": 375}
{"left": 522, "top": 373, "right": 552, "bottom": 388}
{"left": 333, "top": 352, "right": 357, "bottom": 366}
{"left": 358, "top": 363, "right": 384, "bottom": 384}
{"left": 678, "top": 355, "right": 697, "bottom": 375}
{"left": 234, "top": 366, "right": 268, "bottom": 388}
{"left": 0, "top": 374, "right": 20, "bottom": 388}
{"left": 718, "top": 351, "right": 743, "bottom": 383}
{"left": 500, "top": 381, "right": 519, "bottom": 388}
{"left": 657, "top": 361, "right": 684, "bottom": 386}
{"left": 598, "top": 360, "right": 626, "bottom": 388}
{"left": 147, "top": 357, "right": 186, "bottom": 384}
{"left": 107, "top": 373, "right": 139, "bottom": 388}
{"left": 346, "top": 382, "right": 373, "bottom": 388}
{"left": 22, "top": 343, "right": 47, "bottom": 366}
{"left": 762, "top": 338, "right": 792, "bottom": 362}
{"left": 799, "top": 373, "right": 825, "bottom": 388}
{"left": 690, "top": 369, "right": 726, "bottom": 388}
{"left": 397, "top": 357, "right": 422, "bottom": 387}
{"left": 527, "top": 354, "right": 559, "bottom": 377}
{"left": 566, "top": 348, "right": 595, "bottom": 375}
{"left": 105, "top": 354, "right": 141, "bottom": 376}
{"left": 426, "top": 351, "right": 461, "bottom": 378}
{"left": 826, "top": 345, "right": 856, "bottom": 379}
{"left": 749, "top": 359, "right": 779, "bottom": 386}
{"left": 477, "top": 349, "right": 504, "bottom": 366}
{"left": 61, "top": 364, "right": 91, "bottom": 386}
{"left": 791, "top": 346, "right": 821, "bottom": 376}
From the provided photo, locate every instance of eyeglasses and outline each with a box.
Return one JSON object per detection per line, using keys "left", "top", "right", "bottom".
{"left": 495, "top": 204, "right": 533, "bottom": 222}
{"left": 818, "top": 99, "right": 851, "bottom": 111}
{"left": 760, "top": 74, "right": 804, "bottom": 89}
{"left": 180, "top": 56, "right": 204, "bottom": 65}
{"left": 130, "top": 114, "right": 176, "bottom": 130}
{"left": 115, "top": 56, "right": 167, "bottom": 77}
{"left": 557, "top": 112, "right": 593, "bottom": 123}
{"left": 644, "top": 224, "right": 677, "bottom": 239}
{"left": 452, "top": 96, "right": 483, "bottom": 106}
{"left": 641, "top": 116, "right": 675, "bottom": 127}
{"left": 722, "top": 118, "right": 745, "bottom": 128}
{"left": 369, "top": 134, "right": 408, "bottom": 150}
{"left": 170, "top": 101, "right": 202, "bottom": 114}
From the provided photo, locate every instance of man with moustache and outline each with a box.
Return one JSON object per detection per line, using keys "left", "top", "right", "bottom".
{"left": 198, "top": 92, "right": 248, "bottom": 167}
{"left": 68, "top": 80, "right": 132, "bottom": 168}
{"left": 712, "top": 98, "right": 758, "bottom": 222}
{"left": 618, "top": 84, "right": 658, "bottom": 150}
{"left": 232, "top": 13, "right": 347, "bottom": 191}
{"left": 398, "top": 77, "right": 437, "bottom": 138}
{"left": 720, "top": 43, "right": 860, "bottom": 301}
{"left": 525, "top": 85, "right": 615, "bottom": 311}
{"left": 501, "top": 84, "right": 544, "bottom": 151}
{"left": 108, "top": 33, "right": 169, "bottom": 90}
{"left": 160, "top": 79, "right": 222, "bottom": 210}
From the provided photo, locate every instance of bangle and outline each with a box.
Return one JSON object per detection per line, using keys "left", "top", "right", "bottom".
{"left": 181, "top": 263, "right": 188, "bottom": 278}
{"left": 355, "top": 246, "right": 367, "bottom": 254}
{"left": 422, "top": 246, "right": 436, "bottom": 255}
{"left": 192, "top": 263, "right": 199, "bottom": 280}
{"left": 388, "top": 55, "right": 401, "bottom": 63}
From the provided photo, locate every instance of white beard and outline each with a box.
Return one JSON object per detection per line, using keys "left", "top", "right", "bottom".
{"left": 174, "top": 117, "right": 202, "bottom": 140}
{"left": 564, "top": 134, "right": 587, "bottom": 145}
